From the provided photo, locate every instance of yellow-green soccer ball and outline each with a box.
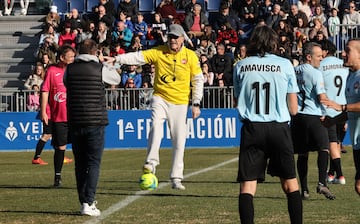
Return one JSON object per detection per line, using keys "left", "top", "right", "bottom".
{"left": 139, "top": 173, "right": 158, "bottom": 190}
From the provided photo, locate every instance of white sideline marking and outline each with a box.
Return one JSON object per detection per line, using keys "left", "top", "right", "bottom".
{"left": 84, "top": 157, "right": 239, "bottom": 224}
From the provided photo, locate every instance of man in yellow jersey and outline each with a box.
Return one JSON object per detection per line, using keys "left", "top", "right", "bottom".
{"left": 105, "top": 24, "right": 204, "bottom": 190}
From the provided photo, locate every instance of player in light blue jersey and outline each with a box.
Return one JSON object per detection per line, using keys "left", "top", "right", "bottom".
{"left": 234, "top": 25, "right": 302, "bottom": 224}
{"left": 319, "top": 40, "right": 349, "bottom": 185}
{"left": 233, "top": 55, "right": 298, "bottom": 122}
{"left": 291, "top": 42, "right": 336, "bottom": 200}
{"left": 322, "top": 38, "right": 360, "bottom": 197}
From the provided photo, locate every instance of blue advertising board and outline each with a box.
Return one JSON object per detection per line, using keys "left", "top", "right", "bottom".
{"left": 0, "top": 109, "right": 243, "bottom": 151}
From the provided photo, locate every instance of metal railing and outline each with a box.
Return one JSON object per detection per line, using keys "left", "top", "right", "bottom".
{"left": 331, "top": 24, "right": 360, "bottom": 57}
{"left": 0, "top": 86, "right": 235, "bottom": 112}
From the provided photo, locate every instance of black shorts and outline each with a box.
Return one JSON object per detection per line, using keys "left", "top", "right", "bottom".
{"left": 291, "top": 114, "right": 329, "bottom": 154}
{"left": 51, "top": 122, "right": 69, "bottom": 147}
{"left": 327, "top": 125, "right": 337, "bottom": 143}
{"left": 336, "top": 121, "right": 347, "bottom": 141}
{"left": 322, "top": 112, "right": 347, "bottom": 128}
{"left": 237, "top": 121, "right": 297, "bottom": 182}
{"left": 42, "top": 120, "right": 53, "bottom": 135}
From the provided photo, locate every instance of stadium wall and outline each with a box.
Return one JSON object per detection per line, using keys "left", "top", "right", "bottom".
{"left": 0, "top": 109, "right": 244, "bottom": 151}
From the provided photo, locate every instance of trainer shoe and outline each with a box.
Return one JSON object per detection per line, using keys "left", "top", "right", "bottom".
{"left": 32, "top": 158, "right": 48, "bottom": 165}
{"left": 20, "top": 8, "right": 27, "bottom": 16}
{"left": 333, "top": 176, "right": 346, "bottom": 185}
{"left": 171, "top": 179, "right": 186, "bottom": 190}
{"left": 327, "top": 174, "right": 335, "bottom": 183}
{"left": 4, "top": 8, "right": 10, "bottom": 16}
{"left": 53, "top": 176, "right": 62, "bottom": 188}
{"left": 80, "top": 201, "right": 101, "bottom": 216}
{"left": 143, "top": 162, "right": 156, "bottom": 174}
{"left": 63, "top": 156, "right": 73, "bottom": 164}
{"left": 301, "top": 190, "right": 310, "bottom": 200}
{"left": 317, "top": 183, "right": 336, "bottom": 200}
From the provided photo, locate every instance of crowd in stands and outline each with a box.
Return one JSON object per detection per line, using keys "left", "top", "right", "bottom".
{"left": 20, "top": 0, "right": 360, "bottom": 110}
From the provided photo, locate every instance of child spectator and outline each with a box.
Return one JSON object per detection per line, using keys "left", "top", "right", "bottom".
{"left": 328, "top": 8, "right": 340, "bottom": 46}
{"left": 27, "top": 84, "right": 40, "bottom": 112}
{"left": 133, "top": 12, "right": 148, "bottom": 44}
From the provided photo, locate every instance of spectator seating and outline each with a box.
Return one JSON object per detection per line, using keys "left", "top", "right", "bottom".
{"left": 139, "top": 0, "right": 155, "bottom": 12}
{"left": 52, "top": 0, "right": 68, "bottom": 15}
{"left": 197, "top": 0, "right": 206, "bottom": 9}
{"left": 206, "top": 0, "right": 221, "bottom": 12}
{"left": 155, "top": 0, "right": 162, "bottom": 8}
{"left": 114, "top": 0, "right": 120, "bottom": 10}
{"left": 52, "top": 0, "right": 214, "bottom": 16}
{"left": 86, "top": 0, "right": 99, "bottom": 12}
{"left": 69, "top": 0, "right": 86, "bottom": 13}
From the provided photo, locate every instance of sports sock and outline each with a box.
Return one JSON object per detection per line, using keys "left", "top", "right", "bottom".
{"left": 297, "top": 154, "right": 308, "bottom": 191}
{"left": 239, "top": 193, "right": 254, "bottom": 224}
{"left": 333, "top": 158, "right": 343, "bottom": 177}
{"left": 54, "top": 148, "right": 65, "bottom": 174}
{"left": 328, "top": 159, "right": 335, "bottom": 176}
{"left": 287, "top": 191, "right": 303, "bottom": 224}
{"left": 34, "top": 139, "right": 46, "bottom": 159}
{"left": 318, "top": 150, "right": 329, "bottom": 186}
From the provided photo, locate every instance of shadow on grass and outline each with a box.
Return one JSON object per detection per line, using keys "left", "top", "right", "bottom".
{"left": 0, "top": 210, "right": 80, "bottom": 216}
{"left": 97, "top": 191, "right": 238, "bottom": 199}
{"left": 0, "top": 184, "right": 75, "bottom": 190}
{"left": 102, "top": 179, "right": 238, "bottom": 184}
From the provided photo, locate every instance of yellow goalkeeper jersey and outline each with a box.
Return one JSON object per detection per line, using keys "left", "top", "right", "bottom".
{"left": 142, "top": 45, "right": 202, "bottom": 105}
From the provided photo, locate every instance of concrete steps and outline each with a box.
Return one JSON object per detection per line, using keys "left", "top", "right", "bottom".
{"left": 0, "top": 15, "right": 44, "bottom": 88}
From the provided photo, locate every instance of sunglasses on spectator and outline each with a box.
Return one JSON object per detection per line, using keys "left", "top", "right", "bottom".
{"left": 168, "top": 34, "right": 180, "bottom": 39}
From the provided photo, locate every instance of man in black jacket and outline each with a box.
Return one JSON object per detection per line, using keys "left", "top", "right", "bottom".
{"left": 65, "top": 39, "right": 120, "bottom": 216}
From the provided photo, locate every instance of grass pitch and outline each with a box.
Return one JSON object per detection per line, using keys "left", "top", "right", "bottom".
{"left": 0, "top": 147, "right": 359, "bottom": 224}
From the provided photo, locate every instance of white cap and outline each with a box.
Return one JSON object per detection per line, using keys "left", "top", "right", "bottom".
{"left": 50, "top": 5, "right": 57, "bottom": 13}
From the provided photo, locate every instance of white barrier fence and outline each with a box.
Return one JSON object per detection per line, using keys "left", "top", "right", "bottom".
{"left": 0, "top": 86, "right": 235, "bottom": 112}
{"left": 329, "top": 24, "right": 359, "bottom": 57}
